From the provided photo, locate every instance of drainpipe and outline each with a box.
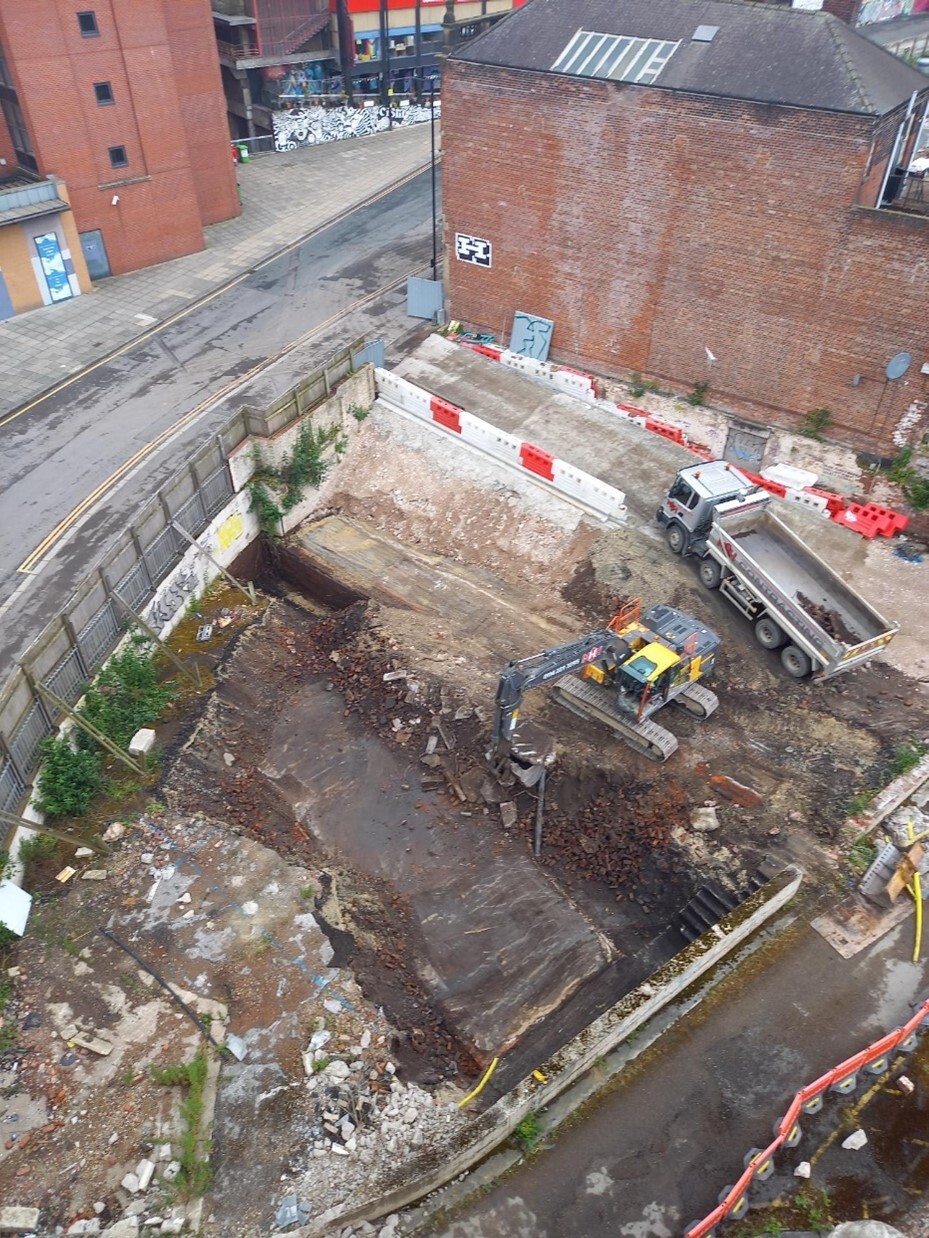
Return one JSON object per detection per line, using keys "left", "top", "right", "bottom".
{"left": 335, "top": 0, "right": 353, "bottom": 104}
{"left": 379, "top": 0, "right": 390, "bottom": 106}
{"left": 414, "top": 0, "right": 422, "bottom": 103}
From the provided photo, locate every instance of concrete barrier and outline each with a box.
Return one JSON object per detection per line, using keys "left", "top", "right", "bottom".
{"left": 374, "top": 368, "right": 627, "bottom": 521}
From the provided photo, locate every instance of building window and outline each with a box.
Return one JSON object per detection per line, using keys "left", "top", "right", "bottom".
{"left": 108, "top": 144, "right": 127, "bottom": 168}
{"left": 77, "top": 11, "right": 99, "bottom": 37}
{"left": 0, "top": 95, "right": 36, "bottom": 168}
{"left": 94, "top": 81, "right": 114, "bottom": 105}
{"left": 0, "top": 42, "right": 12, "bottom": 89}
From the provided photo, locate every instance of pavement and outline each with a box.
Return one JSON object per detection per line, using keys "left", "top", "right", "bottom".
{"left": 0, "top": 123, "right": 433, "bottom": 420}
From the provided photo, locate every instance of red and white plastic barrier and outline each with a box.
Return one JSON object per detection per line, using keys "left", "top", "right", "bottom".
{"left": 453, "top": 337, "right": 912, "bottom": 542}
{"left": 374, "top": 367, "right": 626, "bottom": 522}
{"left": 684, "top": 996, "right": 929, "bottom": 1237}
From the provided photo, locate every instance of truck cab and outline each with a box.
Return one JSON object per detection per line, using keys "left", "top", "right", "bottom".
{"left": 657, "top": 460, "right": 758, "bottom": 555}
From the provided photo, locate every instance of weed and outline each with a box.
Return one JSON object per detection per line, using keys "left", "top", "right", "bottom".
{"left": 350, "top": 404, "right": 371, "bottom": 422}
{"left": 0, "top": 851, "right": 11, "bottom": 883}
{"left": 104, "top": 776, "right": 143, "bottom": 801}
{"left": 793, "top": 1187, "right": 832, "bottom": 1233}
{"left": 628, "top": 372, "right": 647, "bottom": 398}
{"left": 0, "top": 972, "right": 16, "bottom": 1053}
{"left": 145, "top": 800, "right": 166, "bottom": 816}
{"left": 280, "top": 420, "right": 340, "bottom": 509}
{"left": 847, "top": 833, "right": 878, "bottom": 875}
{"left": 248, "top": 480, "right": 284, "bottom": 537}
{"left": 845, "top": 789, "right": 874, "bottom": 818}
{"left": 121, "top": 1069, "right": 137, "bottom": 1086}
{"left": 313, "top": 1055, "right": 331, "bottom": 1073}
{"left": 888, "top": 741, "right": 927, "bottom": 778}
{"left": 686, "top": 380, "right": 710, "bottom": 407}
{"left": 800, "top": 407, "right": 832, "bottom": 441}
{"left": 300, "top": 884, "right": 315, "bottom": 900}
{"left": 885, "top": 447, "right": 929, "bottom": 510}
{"left": 151, "top": 1051, "right": 212, "bottom": 1197}
{"left": 34, "top": 736, "right": 102, "bottom": 819}
{"left": 514, "top": 1111, "right": 544, "bottom": 1150}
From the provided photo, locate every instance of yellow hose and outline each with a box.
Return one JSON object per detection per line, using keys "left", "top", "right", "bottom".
{"left": 458, "top": 1056, "right": 499, "bottom": 1108}
{"left": 907, "top": 820, "right": 923, "bottom": 965}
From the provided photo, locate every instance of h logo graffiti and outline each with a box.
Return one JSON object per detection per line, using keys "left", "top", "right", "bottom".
{"left": 455, "top": 233, "right": 492, "bottom": 268}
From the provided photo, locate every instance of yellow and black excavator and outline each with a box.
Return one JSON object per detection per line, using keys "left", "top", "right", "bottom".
{"left": 490, "top": 601, "right": 721, "bottom": 779}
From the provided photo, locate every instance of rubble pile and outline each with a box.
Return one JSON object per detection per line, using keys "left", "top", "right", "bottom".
{"left": 537, "top": 780, "right": 692, "bottom": 902}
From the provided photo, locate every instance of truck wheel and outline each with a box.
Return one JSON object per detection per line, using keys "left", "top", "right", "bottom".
{"left": 666, "top": 523, "right": 686, "bottom": 555}
{"left": 780, "top": 644, "right": 812, "bottom": 678}
{"left": 699, "top": 559, "right": 722, "bottom": 589}
{"left": 754, "top": 617, "right": 786, "bottom": 650}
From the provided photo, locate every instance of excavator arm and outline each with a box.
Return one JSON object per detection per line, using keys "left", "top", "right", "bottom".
{"left": 490, "top": 628, "right": 626, "bottom": 768}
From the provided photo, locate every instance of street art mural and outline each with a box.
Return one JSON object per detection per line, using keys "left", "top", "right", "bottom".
{"left": 272, "top": 100, "right": 439, "bottom": 152}
{"left": 858, "top": 0, "right": 917, "bottom": 22}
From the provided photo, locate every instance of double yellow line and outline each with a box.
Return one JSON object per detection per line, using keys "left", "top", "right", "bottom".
{"left": 0, "top": 162, "right": 429, "bottom": 435}
{"left": 17, "top": 260, "right": 427, "bottom": 575}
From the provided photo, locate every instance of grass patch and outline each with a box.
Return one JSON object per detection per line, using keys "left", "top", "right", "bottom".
{"left": 845, "top": 789, "right": 874, "bottom": 818}
{"left": 888, "top": 741, "right": 927, "bottom": 779}
{"left": 686, "top": 380, "right": 709, "bottom": 407}
{"left": 847, "top": 832, "right": 878, "bottom": 876}
{"left": 800, "top": 407, "right": 832, "bottom": 441}
{"left": 151, "top": 1050, "right": 212, "bottom": 1197}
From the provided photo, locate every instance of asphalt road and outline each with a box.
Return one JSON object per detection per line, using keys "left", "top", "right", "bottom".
{"left": 433, "top": 917, "right": 928, "bottom": 1238}
{"left": 0, "top": 167, "right": 436, "bottom": 672}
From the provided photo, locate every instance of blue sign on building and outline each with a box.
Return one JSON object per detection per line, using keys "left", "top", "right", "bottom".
{"left": 34, "top": 231, "right": 73, "bottom": 303}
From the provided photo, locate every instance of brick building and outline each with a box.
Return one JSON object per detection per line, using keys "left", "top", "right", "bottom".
{"left": 0, "top": 0, "right": 240, "bottom": 286}
{"left": 443, "top": 0, "right": 929, "bottom": 456}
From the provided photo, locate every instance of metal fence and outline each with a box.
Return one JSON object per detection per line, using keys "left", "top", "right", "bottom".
{"left": 0, "top": 337, "right": 368, "bottom": 832}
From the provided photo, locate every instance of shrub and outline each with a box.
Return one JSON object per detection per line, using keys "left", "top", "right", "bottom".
{"left": 34, "top": 736, "right": 102, "bottom": 818}
{"left": 80, "top": 641, "right": 174, "bottom": 749}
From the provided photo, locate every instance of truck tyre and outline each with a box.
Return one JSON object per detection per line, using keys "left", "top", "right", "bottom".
{"left": 666, "top": 523, "right": 686, "bottom": 555}
{"left": 780, "top": 644, "right": 812, "bottom": 678}
{"left": 699, "top": 559, "right": 722, "bottom": 589}
{"left": 754, "top": 617, "right": 786, "bottom": 650}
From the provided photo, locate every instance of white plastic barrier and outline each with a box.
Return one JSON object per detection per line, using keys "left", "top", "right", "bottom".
{"left": 458, "top": 409, "right": 522, "bottom": 464}
{"left": 552, "top": 368, "right": 597, "bottom": 399}
{"left": 375, "top": 368, "right": 432, "bottom": 417}
{"left": 498, "top": 350, "right": 555, "bottom": 382}
{"left": 784, "top": 488, "right": 830, "bottom": 514}
{"left": 552, "top": 459, "right": 626, "bottom": 520}
{"left": 374, "top": 368, "right": 626, "bottom": 520}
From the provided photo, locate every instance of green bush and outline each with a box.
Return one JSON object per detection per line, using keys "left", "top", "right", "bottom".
{"left": 80, "top": 641, "right": 174, "bottom": 749}
{"left": 248, "top": 480, "right": 284, "bottom": 536}
{"left": 34, "top": 736, "right": 102, "bottom": 818}
{"left": 628, "top": 372, "right": 647, "bottom": 398}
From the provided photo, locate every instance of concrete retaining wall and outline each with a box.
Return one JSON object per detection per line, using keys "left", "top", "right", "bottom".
{"left": 307, "top": 865, "right": 803, "bottom": 1235}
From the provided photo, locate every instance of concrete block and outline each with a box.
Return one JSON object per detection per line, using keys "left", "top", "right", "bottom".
{"left": 128, "top": 728, "right": 156, "bottom": 756}
{"left": 135, "top": 1159, "right": 155, "bottom": 1191}
{"left": 0, "top": 1207, "right": 42, "bottom": 1233}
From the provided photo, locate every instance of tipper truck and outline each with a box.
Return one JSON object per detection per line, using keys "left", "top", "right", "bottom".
{"left": 656, "top": 460, "right": 898, "bottom": 680}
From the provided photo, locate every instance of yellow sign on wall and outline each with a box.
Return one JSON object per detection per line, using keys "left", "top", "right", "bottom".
{"left": 217, "top": 512, "right": 244, "bottom": 551}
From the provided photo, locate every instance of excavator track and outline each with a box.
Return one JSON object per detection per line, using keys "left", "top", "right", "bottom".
{"left": 551, "top": 675, "right": 679, "bottom": 762}
{"left": 673, "top": 682, "right": 719, "bottom": 719}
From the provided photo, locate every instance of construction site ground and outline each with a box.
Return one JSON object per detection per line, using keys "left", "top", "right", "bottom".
{"left": 3, "top": 336, "right": 929, "bottom": 1236}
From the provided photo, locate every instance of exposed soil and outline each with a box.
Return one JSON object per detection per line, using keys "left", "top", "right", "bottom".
{"left": 797, "top": 589, "right": 859, "bottom": 644}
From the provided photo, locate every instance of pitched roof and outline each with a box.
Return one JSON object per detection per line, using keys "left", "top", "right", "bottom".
{"left": 452, "top": 0, "right": 929, "bottom": 116}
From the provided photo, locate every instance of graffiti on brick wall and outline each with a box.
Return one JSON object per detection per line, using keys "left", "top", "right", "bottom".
{"left": 272, "top": 101, "right": 439, "bottom": 152}
{"left": 148, "top": 564, "right": 200, "bottom": 632}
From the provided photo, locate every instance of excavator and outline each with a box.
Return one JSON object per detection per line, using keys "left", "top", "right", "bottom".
{"left": 489, "top": 601, "right": 721, "bottom": 779}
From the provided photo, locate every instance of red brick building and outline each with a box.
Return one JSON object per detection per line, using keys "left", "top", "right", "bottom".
{"left": 0, "top": 0, "right": 240, "bottom": 280}
{"left": 443, "top": 0, "right": 929, "bottom": 456}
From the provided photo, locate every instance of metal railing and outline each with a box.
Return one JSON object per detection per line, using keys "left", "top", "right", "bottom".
{"left": 0, "top": 338, "right": 368, "bottom": 831}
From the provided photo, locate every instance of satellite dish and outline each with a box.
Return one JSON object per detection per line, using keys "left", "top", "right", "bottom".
{"left": 886, "top": 351, "right": 912, "bottom": 381}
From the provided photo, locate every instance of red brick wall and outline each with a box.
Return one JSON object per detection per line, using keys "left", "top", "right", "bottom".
{"left": 443, "top": 61, "right": 929, "bottom": 454}
{"left": 0, "top": 0, "right": 238, "bottom": 275}
{"left": 821, "top": 0, "right": 861, "bottom": 23}
{"left": 164, "top": 0, "right": 239, "bottom": 226}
